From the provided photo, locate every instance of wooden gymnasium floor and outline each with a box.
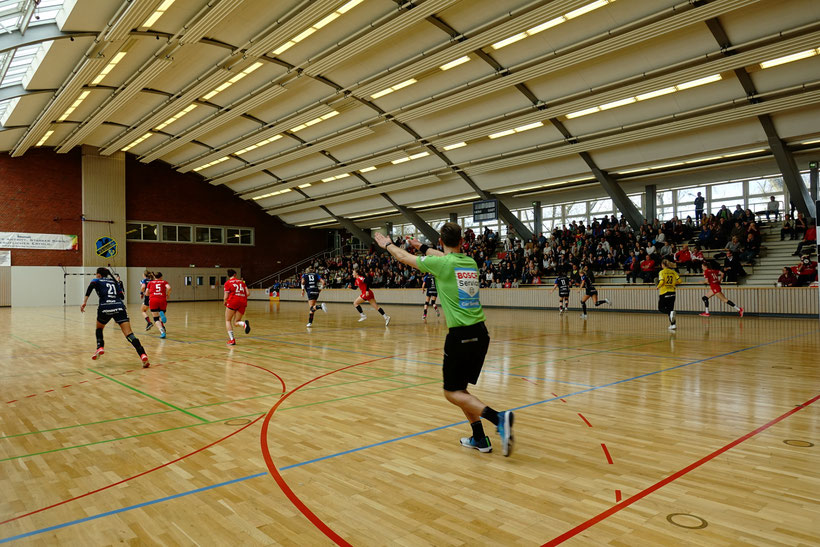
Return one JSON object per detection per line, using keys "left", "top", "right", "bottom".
{"left": 0, "top": 301, "right": 818, "bottom": 546}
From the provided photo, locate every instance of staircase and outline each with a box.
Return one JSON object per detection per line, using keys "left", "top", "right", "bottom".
{"left": 743, "top": 224, "right": 814, "bottom": 286}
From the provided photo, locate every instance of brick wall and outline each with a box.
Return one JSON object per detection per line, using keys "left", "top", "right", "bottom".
{"left": 0, "top": 148, "right": 83, "bottom": 266}
{"left": 125, "top": 157, "right": 328, "bottom": 282}
{"left": 0, "top": 150, "right": 329, "bottom": 278}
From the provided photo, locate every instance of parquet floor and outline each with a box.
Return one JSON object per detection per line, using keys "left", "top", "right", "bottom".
{"left": 0, "top": 301, "right": 818, "bottom": 545}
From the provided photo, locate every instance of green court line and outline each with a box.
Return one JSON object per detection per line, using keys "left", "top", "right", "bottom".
{"left": 89, "top": 369, "right": 208, "bottom": 423}
{"left": 10, "top": 334, "right": 41, "bottom": 349}
{"left": 0, "top": 379, "right": 435, "bottom": 462}
{"left": 0, "top": 410, "right": 175, "bottom": 440}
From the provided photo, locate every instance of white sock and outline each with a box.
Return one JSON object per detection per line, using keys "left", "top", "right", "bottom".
{"left": 228, "top": 330, "right": 235, "bottom": 341}
{"left": 236, "top": 321, "right": 245, "bottom": 327}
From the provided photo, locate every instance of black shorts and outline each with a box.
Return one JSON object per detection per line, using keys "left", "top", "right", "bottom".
{"left": 306, "top": 290, "right": 320, "bottom": 301}
{"left": 558, "top": 291, "right": 570, "bottom": 298}
{"left": 97, "top": 304, "right": 129, "bottom": 326}
{"left": 142, "top": 295, "right": 149, "bottom": 307}
{"left": 585, "top": 288, "right": 598, "bottom": 296}
{"left": 658, "top": 293, "right": 676, "bottom": 313}
{"left": 426, "top": 290, "right": 438, "bottom": 298}
{"left": 442, "top": 322, "right": 490, "bottom": 392}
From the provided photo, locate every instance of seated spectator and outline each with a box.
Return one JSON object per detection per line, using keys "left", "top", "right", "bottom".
{"left": 722, "top": 250, "right": 746, "bottom": 282}
{"left": 659, "top": 241, "right": 674, "bottom": 259}
{"left": 794, "top": 212, "right": 808, "bottom": 240}
{"left": 765, "top": 196, "right": 780, "bottom": 222}
{"left": 624, "top": 251, "right": 640, "bottom": 283}
{"left": 781, "top": 214, "right": 795, "bottom": 240}
{"left": 793, "top": 220, "right": 816, "bottom": 256}
{"left": 726, "top": 236, "right": 743, "bottom": 254}
{"left": 732, "top": 204, "right": 744, "bottom": 219}
{"left": 777, "top": 266, "right": 798, "bottom": 287}
{"left": 691, "top": 245, "right": 705, "bottom": 270}
{"left": 742, "top": 208, "right": 756, "bottom": 224}
{"left": 740, "top": 232, "right": 760, "bottom": 264}
{"left": 717, "top": 205, "right": 731, "bottom": 221}
{"left": 795, "top": 256, "right": 818, "bottom": 286}
{"left": 675, "top": 243, "right": 694, "bottom": 273}
{"left": 697, "top": 225, "right": 712, "bottom": 248}
{"left": 640, "top": 253, "right": 656, "bottom": 283}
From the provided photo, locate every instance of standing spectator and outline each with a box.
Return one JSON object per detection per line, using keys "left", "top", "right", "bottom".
{"left": 732, "top": 204, "right": 744, "bottom": 219}
{"left": 777, "top": 266, "right": 798, "bottom": 287}
{"left": 717, "top": 205, "right": 731, "bottom": 221}
{"left": 792, "top": 220, "right": 816, "bottom": 256}
{"left": 694, "top": 192, "right": 705, "bottom": 223}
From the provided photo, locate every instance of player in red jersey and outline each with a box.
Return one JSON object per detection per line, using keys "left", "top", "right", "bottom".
{"left": 146, "top": 272, "right": 171, "bottom": 338}
{"left": 224, "top": 269, "right": 250, "bottom": 345}
{"left": 352, "top": 264, "right": 390, "bottom": 325}
{"left": 700, "top": 260, "right": 743, "bottom": 317}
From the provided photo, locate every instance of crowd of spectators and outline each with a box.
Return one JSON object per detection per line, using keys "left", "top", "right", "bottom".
{"left": 276, "top": 197, "right": 817, "bottom": 290}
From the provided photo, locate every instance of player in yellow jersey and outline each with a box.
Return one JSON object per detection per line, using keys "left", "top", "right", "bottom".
{"left": 657, "top": 259, "right": 683, "bottom": 331}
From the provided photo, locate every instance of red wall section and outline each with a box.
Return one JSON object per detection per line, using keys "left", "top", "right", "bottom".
{"left": 125, "top": 157, "right": 327, "bottom": 282}
{"left": 0, "top": 148, "right": 83, "bottom": 266}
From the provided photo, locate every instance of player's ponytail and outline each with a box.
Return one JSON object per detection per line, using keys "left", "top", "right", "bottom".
{"left": 227, "top": 268, "right": 236, "bottom": 277}
{"left": 96, "top": 267, "right": 111, "bottom": 278}
{"left": 662, "top": 259, "right": 675, "bottom": 270}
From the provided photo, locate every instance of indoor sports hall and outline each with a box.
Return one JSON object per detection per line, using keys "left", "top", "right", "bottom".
{"left": 0, "top": 0, "right": 818, "bottom": 545}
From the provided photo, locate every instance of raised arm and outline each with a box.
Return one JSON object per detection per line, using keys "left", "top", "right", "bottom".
{"left": 407, "top": 237, "right": 445, "bottom": 257}
{"left": 374, "top": 233, "right": 421, "bottom": 268}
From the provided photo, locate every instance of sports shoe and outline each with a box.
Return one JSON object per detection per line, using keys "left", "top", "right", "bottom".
{"left": 92, "top": 347, "right": 104, "bottom": 360}
{"left": 738, "top": 307, "right": 744, "bottom": 317}
{"left": 460, "top": 436, "right": 492, "bottom": 453}
{"left": 605, "top": 299, "right": 612, "bottom": 306}
{"left": 306, "top": 323, "right": 312, "bottom": 327}
{"left": 321, "top": 303, "right": 328, "bottom": 312}
{"left": 580, "top": 314, "right": 588, "bottom": 319}
{"left": 422, "top": 315, "right": 427, "bottom": 321}
{"left": 497, "top": 410, "right": 515, "bottom": 457}
{"left": 244, "top": 319, "right": 251, "bottom": 334}
{"left": 159, "top": 311, "right": 167, "bottom": 323}
{"left": 699, "top": 312, "right": 710, "bottom": 317}
{"left": 145, "top": 322, "right": 153, "bottom": 331}
{"left": 160, "top": 330, "right": 166, "bottom": 339}
{"left": 358, "top": 314, "right": 367, "bottom": 322}
{"left": 668, "top": 324, "right": 677, "bottom": 330}
{"left": 384, "top": 315, "right": 391, "bottom": 326}
{"left": 227, "top": 339, "right": 235, "bottom": 346}
{"left": 141, "top": 354, "right": 150, "bottom": 368}
{"left": 435, "top": 308, "right": 440, "bottom": 317}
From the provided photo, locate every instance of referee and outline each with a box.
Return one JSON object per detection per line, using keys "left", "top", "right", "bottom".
{"left": 374, "top": 223, "right": 515, "bottom": 456}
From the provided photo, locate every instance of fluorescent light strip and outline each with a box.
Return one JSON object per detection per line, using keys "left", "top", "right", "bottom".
{"left": 36, "top": 130, "right": 54, "bottom": 147}
{"left": 360, "top": 166, "right": 377, "bottom": 173}
{"left": 417, "top": 195, "right": 480, "bottom": 208}
{"left": 615, "top": 148, "right": 767, "bottom": 173}
{"left": 492, "top": 0, "right": 614, "bottom": 50}
{"left": 154, "top": 104, "right": 198, "bottom": 131}
{"left": 271, "top": 0, "right": 364, "bottom": 56}
{"left": 567, "top": 74, "right": 722, "bottom": 119}
{"left": 390, "top": 151, "right": 429, "bottom": 164}
{"left": 290, "top": 110, "right": 338, "bottom": 133}
{"left": 298, "top": 183, "right": 312, "bottom": 188}
{"left": 252, "top": 188, "right": 292, "bottom": 200}
{"left": 443, "top": 142, "right": 466, "bottom": 150}
{"left": 371, "top": 79, "right": 417, "bottom": 99}
{"left": 121, "top": 132, "right": 153, "bottom": 152}
{"left": 192, "top": 156, "right": 229, "bottom": 172}
{"left": 202, "top": 62, "right": 263, "bottom": 101}
{"left": 57, "top": 90, "right": 91, "bottom": 121}
{"left": 321, "top": 173, "right": 350, "bottom": 182}
{"left": 235, "top": 134, "right": 282, "bottom": 155}
{"left": 759, "top": 48, "right": 819, "bottom": 69}
{"left": 143, "top": 0, "right": 175, "bottom": 28}
{"left": 800, "top": 138, "right": 820, "bottom": 145}
{"left": 439, "top": 56, "right": 470, "bottom": 71}
{"left": 91, "top": 51, "right": 127, "bottom": 86}
{"left": 487, "top": 121, "right": 543, "bottom": 139}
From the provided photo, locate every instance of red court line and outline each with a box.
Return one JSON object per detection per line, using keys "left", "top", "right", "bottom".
{"left": 601, "top": 443, "right": 614, "bottom": 465}
{"left": 578, "top": 413, "right": 593, "bottom": 427}
{"left": 0, "top": 361, "right": 287, "bottom": 527}
{"left": 542, "top": 393, "right": 820, "bottom": 546}
{"left": 260, "top": 355, "right": 397, "bottom": 547}
{"left": 615, "top": 490, "right": 622, "bottom": 502}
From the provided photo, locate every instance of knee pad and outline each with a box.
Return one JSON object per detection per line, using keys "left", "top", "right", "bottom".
{"left": 702, "top": 296, "right": 709, "bottom": 304}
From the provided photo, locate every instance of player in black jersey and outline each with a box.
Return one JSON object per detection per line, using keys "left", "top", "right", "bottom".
{"left": 421, "top": 273, "right": 440, "bottom": 321}
{"left": 138, "top": 270, "right": 154, "bottom": 331}
{"left": 81, "top": 267, "right": 150, "bottom": 367}
{"left": 301, "top": 269, "right": 327, "bottom": 327}
{"left": 579, "top": 265, "right": 611, "bottom": 319}
{"left": 551, "top": 268, "right": 571, "bottom": 314}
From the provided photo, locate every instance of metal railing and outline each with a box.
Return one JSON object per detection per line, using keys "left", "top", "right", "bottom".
{"left": 250, "top": 243, "right": 368, "bottom": 288}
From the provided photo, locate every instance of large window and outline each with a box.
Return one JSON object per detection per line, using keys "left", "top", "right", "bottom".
{"left": 126, "top": 222, "right": 157, "bottom": 241}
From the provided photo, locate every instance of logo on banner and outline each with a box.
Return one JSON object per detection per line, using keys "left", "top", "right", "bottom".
{"left": 95, "top": 237, "right": 117, "bottom": 258}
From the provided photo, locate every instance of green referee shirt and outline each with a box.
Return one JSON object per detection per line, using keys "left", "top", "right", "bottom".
{"left": 417, "top": 252, "right": 486, "bottom": 328}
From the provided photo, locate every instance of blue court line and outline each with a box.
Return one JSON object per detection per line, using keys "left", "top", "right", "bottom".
{"left": 2, "top": 328, "right": 815, "bottom": 544}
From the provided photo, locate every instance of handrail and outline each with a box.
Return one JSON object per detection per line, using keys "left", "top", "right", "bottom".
{"left": 250, "top": 243, "right": 368, "bottom": 287}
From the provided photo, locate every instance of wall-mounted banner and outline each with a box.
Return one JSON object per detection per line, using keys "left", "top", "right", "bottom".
{"left": 0, "top": 251, "right": 9, "bottom": 266}
{"left": 0, "top": 232, "right": 78, "bottom": 250}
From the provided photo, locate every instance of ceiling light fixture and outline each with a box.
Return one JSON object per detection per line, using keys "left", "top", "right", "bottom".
{"left": 371, "top": 78, "right": 417, "bottom": 99}
{"left": 154, "top": 104, "right": 198, "bottom": 131}
{"left": 759, "top": 48, "right": 819, "bottom": 69}
{"left": 235, "top": 134, "right": 282, "bottom": 155}
{"left": 90, "top": 51, "right": 127, "bottom": 86}
{"left": 271, "top": 0, "right": 364, "bottom": 56}
{"left": 192, "top": 156, "right": 229, "bottom": 172}
{"left": 57, "top": 90, "right": 91, "bottom": 121}
{"left": 439, "top": 56, "right": 471, "bottom": 71}
{"left": 36, "top": 130, "right": 54, "bottom": 147}
{"left": 488, "top": 121, "right": 543, "bottom": 138}
{"left": 290, "top": 110, "right": 339, "bottom": 132}
{"left": 202, "top": 62, "right": 264, "bottom": 101}
{"left": 443, "top": 142, "right": 467, "bottom": 150}
{"left": 121, "top": 132, "right": 153, "bottom": 152}
{"left": 360, "top": 166, "right": 377, "bottom": 172}
{"left": 142, "top": 0, "right": 175, "bottom": 28}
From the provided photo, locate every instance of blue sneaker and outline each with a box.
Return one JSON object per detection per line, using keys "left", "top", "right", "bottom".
{"left": 497, "top": 411, "right": 515, "bottom": 457}
{"left": 159, "top": 311, "right": 167, "bottom": 323}
{"left": 459, "top": 436, "right": 492, "bottom": 453}
{"left": 160, "top": 330, "right": 166, "bottom": 339}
